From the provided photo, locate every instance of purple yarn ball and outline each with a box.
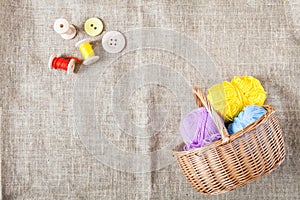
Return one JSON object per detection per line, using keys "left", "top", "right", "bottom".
{"left": 180, "top": 107, "right": 223, "bottom": 150}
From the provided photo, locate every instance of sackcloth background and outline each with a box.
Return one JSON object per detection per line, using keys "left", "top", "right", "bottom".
{"left": 0, "top": 0, "right": 299, "bottom": 199}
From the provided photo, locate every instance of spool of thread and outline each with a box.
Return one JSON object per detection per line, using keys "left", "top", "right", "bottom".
{"left": 48, "top": 54, "right": 81, "bottom": 74}
{"left": 75, "top": 39, "right": 99, "bottom": 65}
{"left": 179, "top": 108, "right": 223, "bottom": 150}
{"left": 227, "top": 105, "right": 267, "bottom": 134}
{"left": 53, "top": 18, "right": 77, "bottom": 40}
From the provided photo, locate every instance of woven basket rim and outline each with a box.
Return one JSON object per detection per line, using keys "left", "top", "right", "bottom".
{"left": 173, "top": 104, "right": 275, "bottom": 157}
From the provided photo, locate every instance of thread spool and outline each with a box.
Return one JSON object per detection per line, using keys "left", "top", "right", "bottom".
{"left": 75, "top": 39, "right": 99, "bottom": 65}
{"left": 53, "top": 18, "right": 77, "bottom": 40}
{"left": 49, "top": 54, "right": 78, "bottom": 74}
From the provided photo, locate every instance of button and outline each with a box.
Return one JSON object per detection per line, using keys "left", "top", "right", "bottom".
{"left": 102, "top": 31, "right": 126, "bottom": 53}
{"left": 84, "top": 17, "right": 104, "bottom": 37}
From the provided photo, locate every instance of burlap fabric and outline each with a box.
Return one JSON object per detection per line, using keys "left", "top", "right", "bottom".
{"left": 0, "top": 0, "right": 299, "bottom": 199}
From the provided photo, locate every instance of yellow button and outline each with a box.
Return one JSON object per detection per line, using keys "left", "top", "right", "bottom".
{"left": 84, "top": 17, "right": 104, "bottom": 36}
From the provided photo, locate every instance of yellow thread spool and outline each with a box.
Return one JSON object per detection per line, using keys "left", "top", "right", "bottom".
{"left": 75, "top": 39, "right": 99, "bottom": 65}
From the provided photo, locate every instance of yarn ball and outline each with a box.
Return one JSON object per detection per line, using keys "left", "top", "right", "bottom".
{"left": 180, "top": 107, "right": 223, "bottom": 150}
{"left": 227, "top": 105, "right": 267, "bottom": 134}
{"left": 207, "top": 81, "right": 244, "bottom": 122}
{"left": 231, "top": 76, "right": 266, "bottom": 106}
{"left": 207, "top": 76, "right": 266, "bottom": 122}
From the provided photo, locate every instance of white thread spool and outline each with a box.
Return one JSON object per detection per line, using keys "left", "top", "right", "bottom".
{"left": 53, "top": 18, "right": 77, "bottom": 40}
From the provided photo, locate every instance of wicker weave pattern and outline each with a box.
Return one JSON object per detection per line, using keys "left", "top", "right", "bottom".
{"left": 173, "top": 88, "right": 285, "bottom": 195}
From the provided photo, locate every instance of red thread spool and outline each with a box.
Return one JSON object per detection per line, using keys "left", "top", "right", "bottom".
{"left": 49, "top": 55, "right": 81, "bottom": 74}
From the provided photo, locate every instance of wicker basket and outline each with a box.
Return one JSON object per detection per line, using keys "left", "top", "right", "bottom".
{"left": 173, "top": 88, "right": 285, "bottom": 195}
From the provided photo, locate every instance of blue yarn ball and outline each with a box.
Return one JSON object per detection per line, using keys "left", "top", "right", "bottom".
{"left": 227, "top": 105, "right": 267, "bottom": 134}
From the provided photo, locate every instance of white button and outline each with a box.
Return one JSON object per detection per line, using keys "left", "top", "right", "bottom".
{"left": 102, "top": 31, "right": 126, "bottom": 53}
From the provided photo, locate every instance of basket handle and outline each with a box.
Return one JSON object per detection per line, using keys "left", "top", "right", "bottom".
{"left": 193, "top": 87, "right": 230, "bottom": 144}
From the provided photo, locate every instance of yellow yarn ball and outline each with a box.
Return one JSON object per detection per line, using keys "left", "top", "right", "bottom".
{"left": 207, "top": 76, "right": 267, "bottom": 122}
{"left": 207, "top": 81, "right": 244, "bottom": 122}
{"left": 231, "top": 76, "right": 267, "bottom": 106}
